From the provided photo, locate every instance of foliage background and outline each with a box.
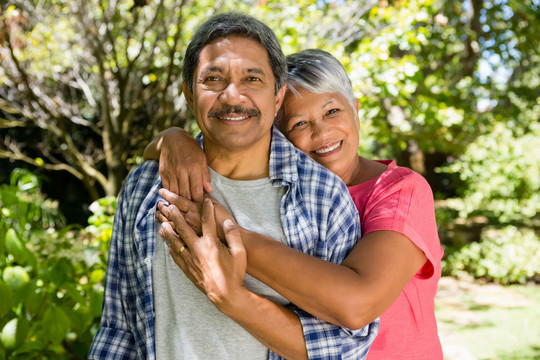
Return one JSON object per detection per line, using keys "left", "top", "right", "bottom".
{"left": 0, "top": 0, "right": 539, "bottom": 357}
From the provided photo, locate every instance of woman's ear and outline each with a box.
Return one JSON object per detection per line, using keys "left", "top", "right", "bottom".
{"left": 354, "top": 98, "right": 361, "bottom": 128}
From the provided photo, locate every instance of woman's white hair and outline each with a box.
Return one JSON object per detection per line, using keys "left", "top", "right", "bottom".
{"left": 285, "top": 49, "right": 356, "bottom": 112}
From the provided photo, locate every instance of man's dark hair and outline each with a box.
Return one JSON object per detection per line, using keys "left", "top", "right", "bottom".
{"left": 182, "top": 12, "right": 287, "bottom": 95}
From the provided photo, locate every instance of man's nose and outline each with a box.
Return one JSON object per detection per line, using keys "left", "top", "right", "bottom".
{"left": 219, "top": 82, "right": 243, "bottom": 105}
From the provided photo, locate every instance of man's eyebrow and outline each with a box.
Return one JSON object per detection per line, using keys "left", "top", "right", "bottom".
{"left": 200, "top": 66, "right": 223, "bottom": 76}
{"left": 245, "top": 67, "right": 267, "bottom": 76}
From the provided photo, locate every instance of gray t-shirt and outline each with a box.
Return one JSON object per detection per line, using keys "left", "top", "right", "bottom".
{"left": 153, "top": 168, "right": 289, "bottom": 359}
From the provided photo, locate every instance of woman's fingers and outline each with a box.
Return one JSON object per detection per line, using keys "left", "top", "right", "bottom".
{"left": 188, "top": 159, "right": 212, "bottom": 203}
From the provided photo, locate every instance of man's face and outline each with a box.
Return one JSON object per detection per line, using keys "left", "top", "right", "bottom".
{"left": 183, "top": 36, "right": 286, "bottom": 156}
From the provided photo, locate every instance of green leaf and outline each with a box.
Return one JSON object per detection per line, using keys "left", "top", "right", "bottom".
{"left": 42, "top": 306, "right": 70, "bottom": 344}
{"left": 0, "top": 317, "right": 29, "bottom": 350}
{"left": 2, "top": 266, "right": 30, "bottom": 291}
{"left": 5, "top": 229, "right": 27, "bottom": 264}
{"left": 24, "top": 286, "right": 44, "bottom": 315}
{"left": 0, "top": 281, "right": 12, "bottom": 317}
{"left": 64, "top": 283, "right": 85, "bottom": 305}
{"left": 89, "top": 290, "right": 104, "bottom": 318}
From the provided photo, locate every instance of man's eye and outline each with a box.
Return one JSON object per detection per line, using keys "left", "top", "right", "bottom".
{"left": 246, "top": 77, "right": 261, "bottom": 82}
{"left": 205, "top": 76, "right": 221, "bottom": 82}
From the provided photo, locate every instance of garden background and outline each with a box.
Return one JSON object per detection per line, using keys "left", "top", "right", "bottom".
{"left": 0, "top": 0, "right": 539, "bottom": 358}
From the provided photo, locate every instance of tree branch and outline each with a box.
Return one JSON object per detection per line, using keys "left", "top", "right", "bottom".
{"left": 0, "top": 148, "right": 84, "bottom": 180}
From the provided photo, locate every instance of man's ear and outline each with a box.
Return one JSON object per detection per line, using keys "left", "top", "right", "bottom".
{"left": 182, "top": 82, "right": 194, "bottom": 109}
{"left": 274, "top": 84, "right": 287, "bottom": 117}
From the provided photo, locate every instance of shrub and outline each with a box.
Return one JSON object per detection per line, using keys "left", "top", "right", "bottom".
{"left": 442, "top": 225, "right": 540, "bottom": 284}
{"left": 0, "top": 169, "right": 115, "bottom": 359}
{"left": 439, "top": 122, "right": 540, "bottom": 225}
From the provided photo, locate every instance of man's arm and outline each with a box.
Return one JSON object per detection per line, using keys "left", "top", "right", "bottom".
{"left": 88, "top": 180, "right": 137, "bottom": 359}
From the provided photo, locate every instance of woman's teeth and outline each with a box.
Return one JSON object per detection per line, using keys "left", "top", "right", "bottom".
{"left": 314, "top": 141, "right": 341, "bottom": 154}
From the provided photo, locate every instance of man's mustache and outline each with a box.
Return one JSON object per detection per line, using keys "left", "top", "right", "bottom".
{"left": 208, "top": 105, "right": 260, "bottom": 118}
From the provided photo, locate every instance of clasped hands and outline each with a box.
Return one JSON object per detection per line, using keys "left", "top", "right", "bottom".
{"left": 156, "top": 188, "right": 249, "bottom": 313}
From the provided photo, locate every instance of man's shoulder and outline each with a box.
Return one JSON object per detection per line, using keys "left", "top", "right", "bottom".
{"left": 120, "top": 160, "right": 161, "bottom": 203}
{"left": 271, "top": 128, "right": 342, "bottom": 184}
{"left": 125, "top": 160, "right": 160, "bottom": 185}
{"left": 270, "top": 128, "right": 350, "bottom": 202}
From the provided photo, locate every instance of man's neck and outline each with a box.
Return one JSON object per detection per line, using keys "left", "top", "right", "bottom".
{"left": 205, "top": 145, "right": 271, "bottom": 181}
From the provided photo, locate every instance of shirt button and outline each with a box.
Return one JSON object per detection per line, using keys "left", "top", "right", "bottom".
{"left": 144, "top": 257, "right": 151, "bottom": 265}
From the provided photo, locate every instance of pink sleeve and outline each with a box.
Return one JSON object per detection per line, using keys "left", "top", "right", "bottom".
{"left": 361, "top": 168, "right": 442, "bottom": 278}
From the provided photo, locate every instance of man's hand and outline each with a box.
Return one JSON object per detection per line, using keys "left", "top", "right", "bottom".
{"left": 158, "top": 198, "right": 248, "bottom": 312}
{"left": 157, "top": 188, "right": 234, "bottom": 238}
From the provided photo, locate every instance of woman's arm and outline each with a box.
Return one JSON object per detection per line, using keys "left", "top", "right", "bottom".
{"left": 157, "top": 190, "right": 426, "bottom": 330}
{"left": 143, "top": 127, "right": 212, "bottom": 202}
{"left": 161, "top": 199, "right": 308, "bottom": 360}
{"left": 240, "top": 228, "right": 426, "bottom": 330}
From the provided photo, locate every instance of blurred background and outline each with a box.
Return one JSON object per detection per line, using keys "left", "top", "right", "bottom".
{"left": 0, "top": 0, "right": 538, "bottom": 358}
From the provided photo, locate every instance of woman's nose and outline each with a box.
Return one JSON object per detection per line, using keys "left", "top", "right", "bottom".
{"left": 311, "top": 119, "right": 331, "bottom": 139}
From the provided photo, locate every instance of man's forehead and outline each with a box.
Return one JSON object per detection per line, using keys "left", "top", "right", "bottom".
{"left": 196, "top": 36, "right": 272, "bottom": 72}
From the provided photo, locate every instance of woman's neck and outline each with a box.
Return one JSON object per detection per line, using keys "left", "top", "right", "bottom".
{"left": 346, "top": 156, "right": 387, "bottom": 186}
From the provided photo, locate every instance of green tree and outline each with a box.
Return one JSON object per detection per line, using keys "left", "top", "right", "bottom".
{"left": 0, "top": 0, "right": 196, "bottom": 199}
{"left": 1, "top": 0, "right": 538, "bottom": 218}
{"left": 0, "top": 0, "right": 376, "bottom": 199}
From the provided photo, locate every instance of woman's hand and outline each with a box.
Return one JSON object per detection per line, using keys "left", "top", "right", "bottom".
{"left": 143, "top": 127, "right": 212, "bottom": 203}
{"left": 159, "top": 198, "right": 248, "bottom": 312}
{"left": 157, "top": 188, "right": 234, "bottom": 239}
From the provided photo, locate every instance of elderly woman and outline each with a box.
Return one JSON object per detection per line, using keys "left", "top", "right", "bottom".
{"left": 146, "top": 49, "right": 443, "bottom": 359}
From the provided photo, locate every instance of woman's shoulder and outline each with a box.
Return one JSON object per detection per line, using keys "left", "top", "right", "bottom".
{"left": 379, "top": 161, "right": 430, "bottom": 189}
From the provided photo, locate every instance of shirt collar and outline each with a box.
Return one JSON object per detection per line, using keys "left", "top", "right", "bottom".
{"left": 196, "top": 126, "right": 298, "bottom": 186}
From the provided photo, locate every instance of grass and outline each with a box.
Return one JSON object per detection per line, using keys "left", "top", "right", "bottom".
{"left": 436, "top": 279, "right": 540, "bottom": 359}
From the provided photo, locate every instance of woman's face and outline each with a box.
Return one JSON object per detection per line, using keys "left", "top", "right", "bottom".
{"left": 280, "top": 88, "right": 360, "bottom": 184}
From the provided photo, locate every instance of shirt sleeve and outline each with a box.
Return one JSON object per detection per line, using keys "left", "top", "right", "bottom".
{"left": 267, "top": 305, "right": 379, "bottom": 360}
{"left": 362, "top": 167, "right": 442, "bottom": 278}
{"left": 88, "top": 177, "right": 137, "bottom": 360}
{"left": 291, "top": 307, "right": 379, "bottom": 360}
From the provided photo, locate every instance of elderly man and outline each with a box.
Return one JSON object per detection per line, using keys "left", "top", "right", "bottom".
{"left": 89, "top": 12, "right": 378, "bottom": 360}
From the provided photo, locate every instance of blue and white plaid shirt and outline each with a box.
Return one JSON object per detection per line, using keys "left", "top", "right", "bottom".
{"left": 89, "top": 127, "right": 379, "bottom": 360}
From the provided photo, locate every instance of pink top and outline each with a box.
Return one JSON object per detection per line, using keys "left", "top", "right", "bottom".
{"left": 348, "top": 160, "right": 443, "bottom": 359}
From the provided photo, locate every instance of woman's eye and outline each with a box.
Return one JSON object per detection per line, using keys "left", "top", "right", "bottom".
{"left": 291, "top": 120, "right": 307, "bottom": 129}
{"left": 205, "top": 76, "right": 220, "bottom": 82}
{"left": 327, "top": 108, "right": 340, "bottom": 115}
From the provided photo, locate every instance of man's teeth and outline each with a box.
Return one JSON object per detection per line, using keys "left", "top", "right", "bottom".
{"left": 220, "top": 116, "right": 249, "bottom": 121}
{"left": 315, "top": 142, "right": 341, "bottom": 154}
